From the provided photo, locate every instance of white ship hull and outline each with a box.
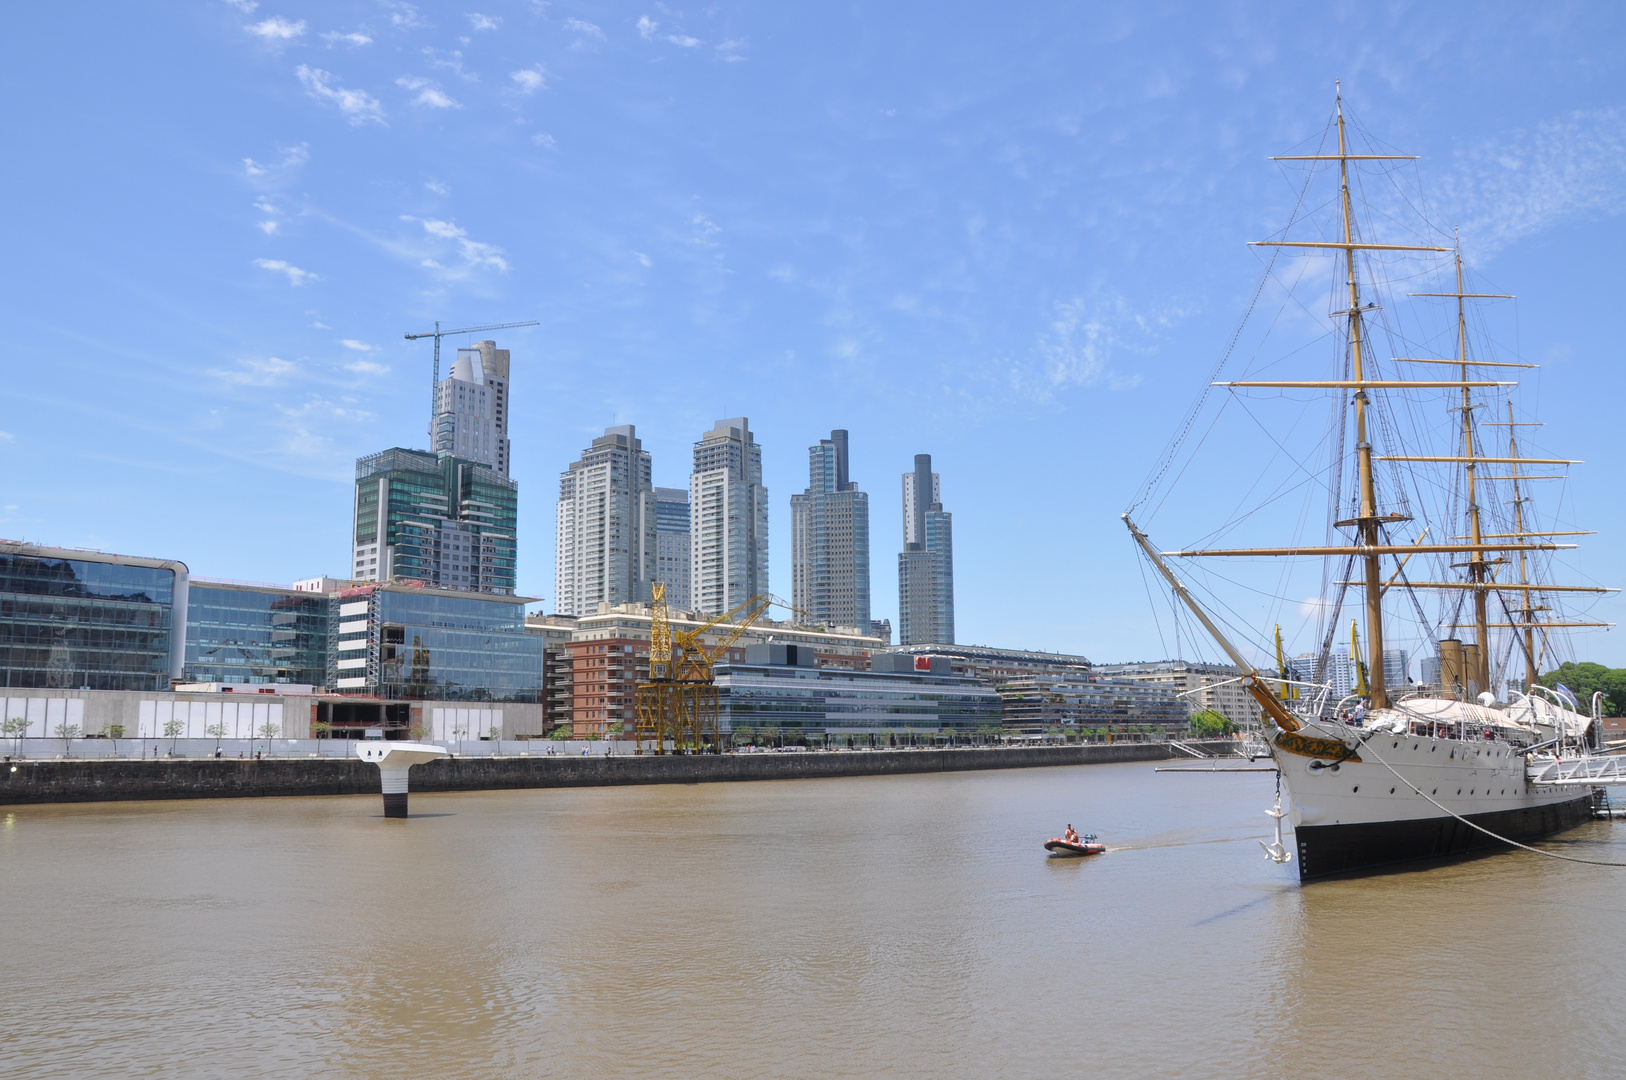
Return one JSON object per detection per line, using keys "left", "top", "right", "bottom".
{"left": 1274, "top": 708, "right": 1595, "bottom": 880}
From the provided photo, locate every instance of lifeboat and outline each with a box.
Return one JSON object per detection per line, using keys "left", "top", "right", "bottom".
{"left": 1044, "top": 834, "right": 1105, "bottom": 857}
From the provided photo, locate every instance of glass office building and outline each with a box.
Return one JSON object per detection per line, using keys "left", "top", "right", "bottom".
{"left": 183, "top": 582, "right": 329, "bottom": 686}
{"left": 715, "top": 644, "right": 999, "bottom": 736}
{"left": 0, "top": 543, "right": 186, "bottom": 691}
{"left": 330, "top": 584, "right": 542, "bottom": 702}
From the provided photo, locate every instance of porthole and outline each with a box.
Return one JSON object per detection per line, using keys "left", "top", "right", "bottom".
{"left": 1353, "top": 786, "right": 1360, "bottom": 793}
{"left": 1432, "top": 746, "right": 1437, "bottom": 753}
{"left": 1393, "top": 741, "right": 1399, "bottom": 748}
{"left": 1457, "top": 789, "right": 1462, "bottom": 795}
{"left": 1390, "top": 787, "right": 1396, "bottom": 794}
{"left": 1471, "top": 789, "right": 1475, "bottom": 795}
{"left": 1432, "top": 789, "right": 1437, "bottom": 795}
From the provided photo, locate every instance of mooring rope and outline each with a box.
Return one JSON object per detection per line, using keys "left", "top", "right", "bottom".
{"left": 1353, "top": 739, "right": 1626, "bottom": 868}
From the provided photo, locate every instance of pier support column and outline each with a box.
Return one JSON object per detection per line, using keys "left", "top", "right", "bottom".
{"left": 356, "top": 742, "right": 448, "bottom": 818}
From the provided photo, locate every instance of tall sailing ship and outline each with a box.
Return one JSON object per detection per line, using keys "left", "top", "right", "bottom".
{"left": 1126, "top": 86, "right": 1617, "bottom": 880}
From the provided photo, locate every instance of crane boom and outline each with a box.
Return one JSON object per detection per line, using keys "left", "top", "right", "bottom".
{"left": 403, "top": 319, "right": 539, "bottom": 441}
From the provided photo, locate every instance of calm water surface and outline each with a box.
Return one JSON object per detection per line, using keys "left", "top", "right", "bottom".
{"left": 3, "top": 762, "right": 1624, "bottom": 1079}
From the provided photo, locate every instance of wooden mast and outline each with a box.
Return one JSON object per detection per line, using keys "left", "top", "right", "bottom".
{"left": 1508, "top": 405, "right": 1539, "bottom": 689}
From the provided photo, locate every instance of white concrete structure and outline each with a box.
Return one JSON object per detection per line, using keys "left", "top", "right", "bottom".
{"left": 356, "top": 740, "right": 447, "bottom": 817}
{"left": 690, "top": 418, "right": 769, "bottom": 615}
{"left": 555, "top": 425, "right": 657, "bottom": 617}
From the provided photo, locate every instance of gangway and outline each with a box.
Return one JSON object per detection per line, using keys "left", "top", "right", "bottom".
{"left": 1526, "top": 753, "right": 1626, "bottom": 787}
{"left": 1167, "top": 740, "right": 1205, "bottom": 758}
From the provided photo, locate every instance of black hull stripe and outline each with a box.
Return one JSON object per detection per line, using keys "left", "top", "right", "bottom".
{"left": 1294, "top": 795, "right": 1595, "bottom": 880}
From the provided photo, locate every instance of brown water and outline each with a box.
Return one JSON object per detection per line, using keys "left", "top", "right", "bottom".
{"left": 2, "top": 763, "right": 1624, "bottom": 1079}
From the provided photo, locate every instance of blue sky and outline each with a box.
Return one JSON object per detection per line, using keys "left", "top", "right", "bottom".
{"left": 3, "top": 2, "right": 1623, "bottom": 667}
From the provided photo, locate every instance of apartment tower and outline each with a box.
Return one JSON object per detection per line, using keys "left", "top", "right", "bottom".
{"left": 554, "top": 425, "right": 657, "bottom": 617}
{"left": 432, "top": 340, "right": 511, "bottom": 476}
{"left": 689, "top": 418, "right": 768, "bottom": 615}
{"left": 898, "top": 453, "right": 954, "bottom": 645}
{"left": 790, "top": 429, "right": 870, "bottom": 631}
{"left": 654, "top": 486, "right": 693, "bottom": 612}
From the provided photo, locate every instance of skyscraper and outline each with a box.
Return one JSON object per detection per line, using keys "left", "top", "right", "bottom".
{"left": 690, "top": 418, "right": 768, "bottom": 615}
{"left": 555, "top": 425, "right": 657, "bottom": 617}
{"left": 791, "top": 429, "right": 870, "bottom": 631}
{"left": 432, "top": 340, "right": 511, "bottom": 476}
{"left": 898, "top": 453, "right": 954, "bottom": 645}
{"left": 654, "top": 486, "right": 692, "bottom": 612}
{"left": 351, "top": 448, "right": 518, "bottom": 594}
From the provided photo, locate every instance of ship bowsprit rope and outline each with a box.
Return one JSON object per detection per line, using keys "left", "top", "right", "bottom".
{"left": 1358, "top": 741, "right": 1626, "bottom": 869}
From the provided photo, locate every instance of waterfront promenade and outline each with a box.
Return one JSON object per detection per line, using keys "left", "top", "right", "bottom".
{"left": 0, "top": 740, "right": 1235, "bottom": 805}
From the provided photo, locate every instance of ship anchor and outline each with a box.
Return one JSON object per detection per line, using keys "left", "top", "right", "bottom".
{"left": 1261, "top": 778, "right": 1292, "bottom": 865}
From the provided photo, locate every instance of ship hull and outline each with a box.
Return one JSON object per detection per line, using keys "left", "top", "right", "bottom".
{"left": 1294, "top": 792, "right": 1594, "bottom": 880}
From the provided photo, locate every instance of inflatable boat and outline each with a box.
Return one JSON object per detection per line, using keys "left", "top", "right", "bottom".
{"left": 1044, "top": 834, "right": 1105, "bottom": 858}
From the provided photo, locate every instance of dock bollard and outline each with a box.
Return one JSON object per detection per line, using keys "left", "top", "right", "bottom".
{"left": 355, "top": 742, "right": 448, "bottom": 818}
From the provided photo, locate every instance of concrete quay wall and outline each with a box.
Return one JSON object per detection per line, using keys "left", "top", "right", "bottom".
{"left": 0, "top": 741, "right": 1236, "bottom": 806}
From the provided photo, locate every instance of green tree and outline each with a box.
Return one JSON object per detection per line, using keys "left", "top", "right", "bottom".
{"left": 548, "top": 725, "right": 572, "bottom": 741}
{"left": 1539, "top": 663, "right": 1626, "bottom": 715}
{"left": 1190, "top": 710, "right": 1234, "bottom": 737}
{"left": 107, "top": 723, "right": 125, "bottom": 755}
{"left": 205, "top": 723, "right": 227, "bottom": 753}
{"left": 3, "top": 715, "right": 29, "bottom": 754}
{"left": 162, "top": 718, "right": 184, "bottom": 752}
{"left": 313, "top": 720, "right": 332, "bottom": 740}
{"left": 54, "top": 722, "right": 81, "bottom": 755}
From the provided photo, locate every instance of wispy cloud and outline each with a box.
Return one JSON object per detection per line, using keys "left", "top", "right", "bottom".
{"left": 415, "top": 218, "right": 509, "bottom": 273}
{"left": 381, "top": 1, "right": 424, "bottom": 29}
{"left": 531, "top": 132, "right": 557, "bottom": 149}
{"left": 254, "top": 258, "right": 319, "bottom": 285}
{"left": 253, "top": 199, "right": 281, "bottom": 233}
{"left": 340, "top": 339, "right": 375, "bottom": 351}
{"left": 0, "top": 430, "right": 15, "bottom": 442}
{"left": 296, "top": 65, "right": 385, "bottom": 125}
{"left": 344, "top": 359, "right": 391, "bottom": 375}
{"left": 467, "top": 12, "right": 500, "bottom": 31}
{"left": 247, "top": 16, "right": 305, "bottom": 40}
{"left": 224, "top": 0, "right": 258, "bottom": 11}
{"left": 242, "top": 143, "right": 309, "bottom": 183}
{"left": 564, "top": 17, "right": 604, "bottom": 44}
{"left": 634, "top": 252, "right": 652, "bottom": 268}
{"left": 637, "top": 15, "right": 657, "bottom": 39}
{"left": 321, "top": 30, "right": 373, "bottom": 47}
{"left": 1438, "top": 108, "right": 1626, "bottom": 261}
{"left": 396, "top": 76, "right": 459, "bottom": 108}
{"left": 211, "top": 357, "right": 298, "bottom": 386}
{"left": 510, "top": 66, "right": 547, "bottom": 93}
{"left": 667, "top": 34, "right": 701, "bottom": 48}
{"left": 715, "top": 39, "right": 746, "bottom": 61}
{"left": 1004, "top": 295, "right": 1154, "bottom": 401}
{"left": 423, "top": 46, "right": 476, "bottom": 81}
{"left": 425, "top": 178, "right": 449, "bottom": 195}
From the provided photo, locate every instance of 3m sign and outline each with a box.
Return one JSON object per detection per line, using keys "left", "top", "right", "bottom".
{"left": 915, "top": 656, "right": 933, "bottom": 671}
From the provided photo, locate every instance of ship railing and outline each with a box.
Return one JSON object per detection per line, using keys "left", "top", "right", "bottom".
{"left": 1526, "top": 753, "right": 1626, "bottom": 787}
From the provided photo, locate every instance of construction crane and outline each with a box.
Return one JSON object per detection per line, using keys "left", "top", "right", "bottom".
{"left": 636, "top": 584, "right": 802, "bottom": 755}
{"left": 404, "top": 320, "right": 539, "bottom": 440}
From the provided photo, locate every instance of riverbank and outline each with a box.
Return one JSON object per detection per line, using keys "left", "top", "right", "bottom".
{"left": 0, "top": 741, "right": 1237, "bottom": 805}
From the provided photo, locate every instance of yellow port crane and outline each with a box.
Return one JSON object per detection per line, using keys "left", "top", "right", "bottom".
{"left": 636, "top": 585, "right": 801, "bottom": 754}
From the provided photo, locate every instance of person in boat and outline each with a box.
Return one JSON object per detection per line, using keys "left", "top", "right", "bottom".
{"left": 1063, "top": 824, "right": 1081, "bottom": 845}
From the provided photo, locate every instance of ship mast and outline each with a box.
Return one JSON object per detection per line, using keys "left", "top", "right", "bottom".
{"left": 1142, "top": 84, "right": 1606, "bottom": 713}
{"left": 1332, "top": 91, "right": 1391, "bottom": 708}
{"left": 1504, "top": 403, "right": 1540, "bottom": 689}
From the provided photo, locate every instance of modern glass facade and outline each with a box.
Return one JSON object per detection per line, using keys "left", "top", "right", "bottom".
{"left": 352, "top": 448, "right": 519, "bottom": 595}
{"left": 0, "top": 547, "right": 181, "bottom": 691}
{"left": 715, "top": 662, "right": 1000, "bottom": 735}
{"left": 183, "top": 583, "right": 329, "bottom": 686}
{"left": 331, "top": 586, "right": 543, "bottom": 702}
